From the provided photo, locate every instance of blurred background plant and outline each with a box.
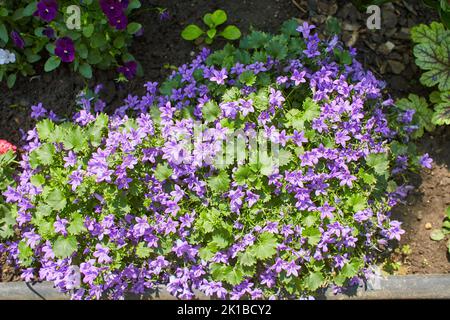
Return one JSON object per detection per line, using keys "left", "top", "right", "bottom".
{"left": 422, "top": 0, "right": 450, "bottom": 27}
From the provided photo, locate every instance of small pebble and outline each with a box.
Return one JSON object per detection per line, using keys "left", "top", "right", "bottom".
{"left": 425, "top": 223, "right": 432, "bottom": 230}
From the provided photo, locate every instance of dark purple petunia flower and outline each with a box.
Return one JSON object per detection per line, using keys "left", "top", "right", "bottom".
{"left": 36, "top": 0, "right": 58, "bottom": 22}
{"left": 99, "top": 0, "right": 124, "bottom": 18}
{"left": 108, "top": 13, "right": 128, "bottom": 30}
{"left": 43, "top": 27, "right": 55, "bottom": 39}
{"left": 10, "top": 31, "right": 25, "bottom": 49}
{"left": 117, "top": 61, "right": 137, "bottom": 80}
{"left": 55, "top": 37, "right": 75, "bottom": 63}
{"left": 158, "top": 9, "right": 170, "bottom": 21}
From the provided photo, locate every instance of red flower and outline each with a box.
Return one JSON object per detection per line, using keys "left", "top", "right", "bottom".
{"left": 0, "top": 139, "right": 17, "bottom": 155}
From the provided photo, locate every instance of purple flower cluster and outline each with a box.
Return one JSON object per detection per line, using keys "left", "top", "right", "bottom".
{"left": 0, "top": 23, "right": 423, "bottom": 300}
{"left": 100, "top": 0, "right": 129, "bottom": 30}
{"left": 35, "top": 0, "right": 58, "bottom": 22}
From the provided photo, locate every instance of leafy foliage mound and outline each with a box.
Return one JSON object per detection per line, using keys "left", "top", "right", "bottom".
{"left": 410, "top": 22, "right": 450, "bottom": 126}
{"left": 0, "top": 20, "right": 427, "bottom": 300}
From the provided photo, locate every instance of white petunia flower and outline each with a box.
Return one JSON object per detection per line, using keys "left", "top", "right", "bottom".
{"left": 0, "top": 49, "right": 16, "bottom": 65}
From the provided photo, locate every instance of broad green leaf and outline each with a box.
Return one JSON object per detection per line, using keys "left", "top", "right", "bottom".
{"left": 53, "top": 236, "right": 77, "bottom": 259}
{"left": 411, "top": 22, "right": 447, "bottom": 44}
{"left": 67, "top": 213, "right": 86, "bottom": 235}
{"left": 411, "top": 23, "right": 450, "bottom": 91}
{"left": 136, "top": 242, "right": 151, "bottom": 258}
{"left": 432, "top": 91, "right": 450, "bottom": 125}
{"left": 83, "top": 24, "right": 94, "bottom": 38}
{"left": 181, "top": 24, "right": 204, "bottom": 41}
{"left": 207, "top": 171, "right": 230, "bottom": 193}
{"left": 206, "top": 29, "right": 217, "bottom": 39}
{"left": 234, "top": 165, "right": 252, "bottom": 185}
{"left": 46, "top": 189, "right": 67, "bottom": 211}
{"left": 44, "top": 56, "right": 61, "bottom": 72}
{"left": 34, "top": 143, "right": 56, "bottom": 166}
{"left": 6, "top": 74, "right": 16, "bottom": 89}
{"left": 0, "top": 23, "right": 8, "bottom": 43}
{"left": 366, "top": 153, "right": 389, "bottom": 175}
{"left": 18, "top": 241, "right": 33, "bottom": 266}
{"left": 304, "top": 272, "right": 324, "bottom": 291}
{"left": 154, "top": 163, "right": 173, "bottom": 181}
{"left": 127, "top": 22, "right": 142, "bottom": 35}
{"left": 202, "top": 100, "right": 220, "bottom": 122}
{"left": 240, "top": 31, "right": 270, "bottom": 50}
{"left": 211, "top": 10, "right": 227, "bottom": 26}
{"left": 220, "top": 25, "right": 241, "bottom": 40}
{"left": 63, "top": 126, "right": 87, "bottom": 152}
{"left": 203, "top": 13, "right": 214, "bottom": 28}
{"left": 36, "top": 119, "right": 55, "bottom": 141}
{"left": 237, "top": 250, "right": 257, "bottom": 266}
{"left": 238, "top": 70, "right": 256, "bottom": 86}
{"left": 251, "top": 232, "right": 278, "bottom": 260}
{"left": 23, "top": 2, "right": 37, "bottom": 16}
{"left": 79, "top": 63, "right": 92, "bottom": 79}
{"left": 346, "top": 194, "right": 366, "bottom": 212}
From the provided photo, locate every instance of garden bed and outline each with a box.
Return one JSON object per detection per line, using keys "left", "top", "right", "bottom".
{"left": 1, "top": 274, "right": 450, "bottom": 300}
{"left": 0, "top": 0, "right": 449, "bottom": 295}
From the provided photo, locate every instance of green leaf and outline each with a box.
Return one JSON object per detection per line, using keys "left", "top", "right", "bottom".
{"left": 44, "top": 56, "right": 61, "bottom": 72}
{"left": 432, "top": 91, "right": 450, "bottom": 125}
{"left": 220, "top": 25, "right": 241, "bottom": 40}
{"left": 304, "top": 272, "right": 324, "bottom": 291}
{"left": 127, "top": 22, "right": 142, "bottom": 35}
{"left": 181, "top": 24, "right": 204, "bottom": 41}
{"left": 34, "top": 143, "right": 56, "bottom": 166}
{"left": 0, "top": 23, "right": 8, "bottom": 43}
{"left": 63, "top": 126, "right": 87, "bottom": 152}
{"left": 411, "top": 22, "right": 450, "bottom": 91}
{"left": 237, "top": 250, "right": 257, "bottom": 266}
{"left": 207, "top": 171, "right": 230, "bottom": 193}
{"left": 207, "top": 29, "right": 217, "bottom": 39}
{"left": 411, "top": 22, "right": 447, "bottom": 44}
{"left": 211, "top": 10, "right": 227, "bottom": 26}
{"left": 53, "top": 236, "right": 77, "bottom": 259}
{"left": 18, "top": 241, "right": 33, "bottom": 266}
{"left": 83, "top": 24, "right": 94, "bottom": 38}
{"left": 346, "top": 194, "right": 367, "bottom": 212}
{"left": 199, "top": 247, "right": 215, "bottom": 261}
{"left": 234, "top": 166, "right": 252, "bottom": 185}
{"left": 31, "top": 174, "right": 45, "bottom": 187}
{"left": 79, "top": 63, "right": 92, "bottom": 79}
{"left": 238, "top": 70, "right": 256, "bottom": 86}
{"left": 46, "top": 189, "right": 67, "bottom": 211}
{"left": 136, "top": 242, "right": 151, "bottom": 258}
{"left": 203, "top": 13, "right": 214, "bottom": 28}
{"left": 90, "top": 33, "right": 107, "bottom": 48}
{"left": 6, "top": 74, "right": 16, "bottom": 89}
{"left": 341, "top": 259, "right": 362, "bottom": 278}
{"left": 251, "top": 232, "right": 278, "bottom": 260}
{"left": 67, "top": 213, "right": 86, "bottom": 235}
{"left": 202, "top": 100, "right": 220, "bottom": 122}
{"left": 23, "top": 1, "right": 37, "bottom": 16}
{"left": 430, "top": 229, "right": 445, "bottom": 241}
{"left": 366, "top": 153, "right": 389, "bottom": 175}
{"left": 154, "top": 163, "right": 173, "bottom": 181}
{"left": 36, "top": 119, "right": 55, "bottom": 141}
{"left": 240, "top": 31, "right": 269, "bottom": 49}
